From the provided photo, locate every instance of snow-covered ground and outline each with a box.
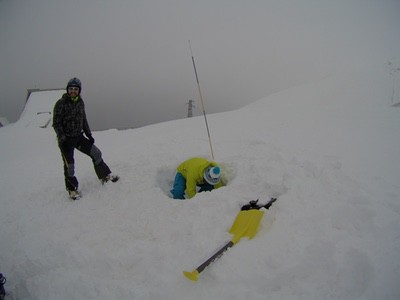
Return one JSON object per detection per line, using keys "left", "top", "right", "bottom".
{"left": 0, "top": 60, "right": 399, "bottom": 299}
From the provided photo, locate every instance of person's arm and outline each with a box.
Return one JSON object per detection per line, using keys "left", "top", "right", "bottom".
{"left": 81, "top": 102, "right": 92, "bottom": 138}
{"left": 185, "top": 173, "right": 198, "bottom": 199}
{"left": 52, "top": 100, "right": 66, "bottom": 143}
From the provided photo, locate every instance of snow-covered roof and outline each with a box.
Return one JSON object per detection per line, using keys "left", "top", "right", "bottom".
{"left": 19, "top": 88, "right": 64, "bottom": 128}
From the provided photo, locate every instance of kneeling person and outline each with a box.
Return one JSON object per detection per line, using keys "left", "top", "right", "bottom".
{"left": 170, "top": 157, "right": 223, "bottom": 199}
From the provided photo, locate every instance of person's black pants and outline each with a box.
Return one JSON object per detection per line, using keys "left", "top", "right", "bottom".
{"left": 59, "top": 134, "right": 111, "bottom": 191}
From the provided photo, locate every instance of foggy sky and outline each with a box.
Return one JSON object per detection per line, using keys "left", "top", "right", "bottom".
{"left": 1, "top": 0, "right": 399, "bottom": 130}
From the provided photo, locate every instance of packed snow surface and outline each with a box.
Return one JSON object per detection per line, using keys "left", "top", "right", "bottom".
{"left": 0, "top": 61, "right": 399, "bottom": 299}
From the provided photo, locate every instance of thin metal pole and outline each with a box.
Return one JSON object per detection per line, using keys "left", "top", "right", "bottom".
{"left": 189, "top": 40, "right": 215, "bottom": 160}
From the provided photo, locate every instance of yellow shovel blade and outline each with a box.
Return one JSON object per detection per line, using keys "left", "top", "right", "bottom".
{"left": 229, "top": 210, "right": 265, "bottom": 243}
{"left": 183, "top": 270, "right": 199, "bottom": 281}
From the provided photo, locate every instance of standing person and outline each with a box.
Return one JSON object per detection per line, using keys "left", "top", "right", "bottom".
{"left": 53, "top": 77, "right": 118, "bottom": 199}
{"left": 170, "top": 157, "right": 223, "bottom": 199}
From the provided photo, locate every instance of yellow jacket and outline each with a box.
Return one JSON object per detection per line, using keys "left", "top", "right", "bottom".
{"left": 177, "top": 157, "right": 223, "bottom": 198}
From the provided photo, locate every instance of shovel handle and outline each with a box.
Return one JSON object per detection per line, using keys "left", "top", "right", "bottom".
{"left": 263, "top": 198, "right": 277, "bottom": 210}
{"left": 195, "top": 240, "right": 234, "bottom": 274}
{"left": 241, "top": 197, "right": 277, "bottom": 211}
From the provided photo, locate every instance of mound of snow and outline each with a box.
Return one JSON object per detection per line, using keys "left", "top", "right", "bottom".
{"left": 0, "top": 62, "right": 399, "bottom": 299}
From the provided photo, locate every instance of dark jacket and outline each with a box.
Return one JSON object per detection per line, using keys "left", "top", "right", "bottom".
{"left": 53, "top": 93, "right": 91, "bottom": 142}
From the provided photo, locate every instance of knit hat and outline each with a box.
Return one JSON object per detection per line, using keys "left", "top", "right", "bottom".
{"left": 204, "top": 166, "right": 221, "bottom": 185}
{"left": 66, "top": 77, "right": 82, "bottom": 93}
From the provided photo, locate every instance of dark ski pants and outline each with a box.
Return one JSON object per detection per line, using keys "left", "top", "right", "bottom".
{"left": 59, "top": 134, "right": 111, "bottom": 191}
{"left": 170, "top": 172, "right": 214, "bottom": 199}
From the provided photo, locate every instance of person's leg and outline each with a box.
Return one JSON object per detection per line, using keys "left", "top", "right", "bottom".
{"left": 170, "top": 172, "right": 186, "bottom": 199}
{"left": 76, "top": 137, "right": 111, "bottom": 179}
{"left": 59, "top": 141, "right": 78, "bottom": 191}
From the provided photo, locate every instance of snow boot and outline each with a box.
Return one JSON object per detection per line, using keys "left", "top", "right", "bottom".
{"left": 101, "top": 174, "right": 119, "bottom": 184}
{"left": 68, "top": 189, "right": 81, "bottom": 200}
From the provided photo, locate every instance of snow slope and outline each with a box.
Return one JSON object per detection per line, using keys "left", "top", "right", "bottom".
{"left": 0, "top": 61, "right": 399, "bottom": 299}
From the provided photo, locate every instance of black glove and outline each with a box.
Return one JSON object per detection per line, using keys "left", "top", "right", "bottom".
{"left": 87, "top": 135, "right": 95, "bottom": 145}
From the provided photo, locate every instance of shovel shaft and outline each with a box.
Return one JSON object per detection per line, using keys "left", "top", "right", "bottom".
{"left": 264, "top": 197, "right": 277, "bottom": 210}
{"left": 195, "top": 241, "right": 234, "bottom": 274}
